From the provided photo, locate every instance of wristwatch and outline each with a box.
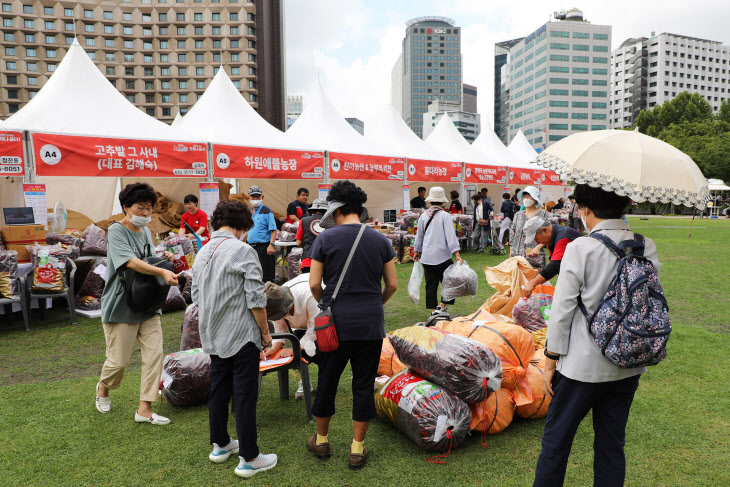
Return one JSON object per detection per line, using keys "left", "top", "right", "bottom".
{"left": 544, "top": 349, "right": 560, "bottom": 360}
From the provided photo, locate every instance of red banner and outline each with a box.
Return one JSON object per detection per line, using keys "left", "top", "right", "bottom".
{"left": 0, "top": 131, "right": 24, "bottom": 176}
{"left": 544, "top": 170, "right": 568, "bottom": 186}
{"left": 329, "top": 152, "right": 404, "bottom": 181}
{"left": 464, "top": 164, "right": 508, "bottom": 185}
{"left": 407, "top": 159, "right": 462, "bottom": 183}
{"left": 508, "top": 167, "right": 546, "bottom": 185}
{"left": 212, "top": 144, "right": 324, "bottom": 179}
{"left": 32, "top": 133, "right": 208, "bottom": 177}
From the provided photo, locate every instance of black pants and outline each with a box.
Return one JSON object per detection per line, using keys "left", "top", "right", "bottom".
{"left": 312, "top": 339, "right": 382, "bottom": 422}
{"left": 534, "top": 372, "right": 641, "bottom": 487}
{"left": 209, "top": 342, "right": 260, "bottom": 462}
{"left": 251, "top": 243, "right": 275, "bottom": 283}
{"left": 422, "top": 259, "right": 456, "bottom": 309}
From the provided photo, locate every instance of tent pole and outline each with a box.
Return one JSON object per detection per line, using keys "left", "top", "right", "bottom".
{"left": 323, "top": 151, "right": 330, "bottom": 184}
{"left": 23, "top": 130, "right": 35, "bottom": 184}
{"left": 403, "top": 157, "right": 408, "bottom": 212}
{"left": 206, "top": 142, "right": 214, "bottom": 182}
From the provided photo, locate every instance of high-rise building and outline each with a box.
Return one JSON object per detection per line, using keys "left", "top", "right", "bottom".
{"left": 422, "top": 100, "right": 480, "bottom": 143}
{"left": 462, "top": 83, "right": 477, "bottom": 113}
{"left": 506, "top": 9, "right": 611, "bottom": 149}
{"left": 253, "top": 0, "right": 285, "bottom": 130}
{"left": 494, "top": 38, "right": 523, "bottom": 145}
{"left": 610, "top": 32, "right": 730, "bottom": 128}
{"left": 345, "top": 117, "right": 364, "bottom": 135}
{"left": 286, "top": 95, "right": 302, "bottom": 130}
{"left": 0, "top": 0, "right": 283, "bottom": 127}
{"left": 391, "top": 16, "right": 462, "bottom": 139}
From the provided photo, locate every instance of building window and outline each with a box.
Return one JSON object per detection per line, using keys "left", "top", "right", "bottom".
{"left": 549, "top": 123, "right": 568, "bottom": 130}
{"left": 104, "top": 25, "right": 114, "bottom": 34}
{"left": 550, "top": 31, "right": 569, "bottom": 38}
{"left": 161, "top": 81, "right": 170, "bottom": 89}
{"left": 573, "top": 32, "right": 589, "bottom": 39}
{"left": 123, "top": 12, "right": 132, "bottom": 21}
{"left": 24, "top": 5, "right": 34, "bottom": 14}
{"left": 177, "top": 40, "right": 186, "bottom": 48}
{"left": 145, "top": 81, "right": 153, "bottom": 89}
{"left": 549, "top": 55, "right": 569, "bottom": 62}
{"left": 178, "top": 54, "right": 186, "bottom": 62}
{"left": 572, "top": 113, "right": 588, "bottom": 119}
{"left": 180, "top": 94, "right": 188, "bottom": 103}
{"left": 592, "top": 113, "right": 607, "bottom": 120}
{"left": 25, "top": 33, "right": 35, "bottom": 42}
{"left": 550, "top": 66, "right": 569, "bottom": 73}
{"left": 231, "top": 53, "right": 240, "bottom": 62}
{"left": 231, "top": 67, "right": 240, "bottom": 75}
{"left": 591, "top": 125, "right": 607, "bottom": 130}
{"left": 572, "top": 90, "right": 588, "bottom": 96}
{"left": 47, "top": 63, "right": 56, "bottom": 72}
{"left": 592, "top": 91, "right": 607, "bottom": 97}
{"left": 124, "top": 54, "right": 134, "bottom": 62}
{"left": 3, "top": 32, "right": 12, "bottom": 41}
{"left": 144, "top": 68, "right": 153, "bottom": 76}
{"left": 549, "top": 112, "right": 569, "bottom": 119}
{"left": 26, "top": 48, "right": 37, "bottom": 57}
{"left": 571, "top": 124, "right": 588, "bottom": 130}
{"left": 593, "top": 33, "right": 609, "bottom": 40}
{"left": 84, "top": 9, "right": 93, "bottom": 18}
{"left": 87, "top": 52, "right": 95, "bottom": 60}
{"left": 162, "top": 108, "right": 171, "bottom": 117}
{"left": 593, "top": 57, "right": 608, "bottom": 64}
{"left": 123, "top": 26, "right": 132, "bottom": 35}
{"left": 593, "top": 68, "right": 608, "bottom": 75}
{"left": 45, "top": 20, "right": 55, "bottom": 29}
{"left": 196, "top": 67, "right": 205, "bottom": 75}
{"left": 549, "top": 89, "right": 568, "bottom": 96}
{"left": 64, "top": 22, "right": 73, "bottom": 31}
{"left": 125, "top": 80, "right": 135, "bottom": 89}
{"left": 8, "top": 104, "right": 20, "bottom": 113}
{"left": 573, "top": 44, "right": 589, "bottom": 51}
{"left": 5, "top": 61, "right": 15, "bottom": 70}
{"left": 177, "top": 27, "right": 185, "bottom": 35}
{"left": 550, "top": 43, "right": 569, "bottom": 50}
{"left": 124, "top": 40, "right": 133, "bottom": 49}
{"left": 178, "top": 67, "right": 187, "bottom": 75}
{"left": 146, "top": 108, "right": 155, "bottom": 115}
{"left": 573, "top": 56, "right": 589, "bottom": 63}
{"left": 572, "top": 79, "right": 589, "bottom": 85}
{"left": 592, "top": 79, "right": 608, "bottom": 86}
{"left": 106, "top": 67, "right": 116, "bottom": 75}
{"left": 196, "top": 81, "right": 205, "bottom": 89}
{"left": 249, "top": 94, "right": 257, "bottom": 102}
{"left": 3, "top": 18, "right": 13, "bottom": 27}
{"left": 196, "top": 54, "right": 204, "bottom": 62}
{"left": 104, "top": 11, "right": 113, "bottom": 20}
{"left": 85, "top": 38, "right": 95, "bottom": 46}
{"left": 212, "top": 12, "right": 221, "bottom": 21}
{"left": 144, "top": 41, "right": 153, "bottom": 49}
{"left": 550, "top": 77, "right": 569, "bottom": 84}
{"left": 179, "top": 80, "right": 187, "bottom": 89}
{"left": 593, "top": 45, "right": 609, "bottom": 52}
{"left": 572, "top": 101, "right": 588, "bottom": 108}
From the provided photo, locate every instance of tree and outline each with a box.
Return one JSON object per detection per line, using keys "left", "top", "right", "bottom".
{"left": 718, "top": 99, "right": 730, "bottom": 124}
{"left": 634, "top": 91, "right": 714, "bottom": 136}
{"left": 660, "top": 121, "right": 730, "bottom": 182}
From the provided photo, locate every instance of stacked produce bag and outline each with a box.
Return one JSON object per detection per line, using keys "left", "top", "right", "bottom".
{"left": 0, "top": 250, "right": 19, "bottom": 298}
{"left": 161, "top": 348, "right": 211, "bottom": 407}
{"left": 27, "top": 243, "right": 69, "bottom": 292}
{"left": 75, "top": 258, "right": 107, "bottom": 310}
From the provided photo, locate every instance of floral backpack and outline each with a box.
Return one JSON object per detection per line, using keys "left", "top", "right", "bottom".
{"left": 577, "top": 233, "right": 671, "bottom": 368}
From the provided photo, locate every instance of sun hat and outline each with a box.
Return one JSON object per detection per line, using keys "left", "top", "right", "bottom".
{"left": 319, "top": 200, "right": 346, "bottom": 227}
{"left": 264, "top": 282, "right": 294, "bottom": 321}
{"left": 309, "top": 198, "right": 328, "bottom": 211}
{"left": 522, "top": 217, "right": 551, "bottom": 245}
{"left": 517, "top": 186, "right": 541, "bottom": 206}
{"left": 425, "top": 187, "right": 449, "bottom": 204}
{"left": 248, "top": 185, "right": 263, "bottom": 196}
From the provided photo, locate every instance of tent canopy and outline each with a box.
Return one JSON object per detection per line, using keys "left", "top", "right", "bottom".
{"left": 472, "top": 120, "right": 522, "bottom": 167}
{"left": 424, "top": 116, "right": 497, "bottom": 165}
{"left": 708, "top": 178, "right": 730, "bottom": 191}
{"left": 507, "top": 130, "right": 541, "bottom": 168}
{"left": 366, "top": 105, "right": 453, "bottom": 161}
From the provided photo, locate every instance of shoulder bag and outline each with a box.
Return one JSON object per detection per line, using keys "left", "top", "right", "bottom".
{"left": 313, "top": 224, "right": 367, "bottom": 352}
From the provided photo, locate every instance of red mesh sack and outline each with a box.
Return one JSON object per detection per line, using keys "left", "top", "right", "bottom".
{"left": 180, "top": 304, "right": 201, "bottom": 350}
{"left": 161, "top": 348, "right": 211, "bottom": 407}
{"left": 515, "top": 353, "right": 552, "bottom": 419}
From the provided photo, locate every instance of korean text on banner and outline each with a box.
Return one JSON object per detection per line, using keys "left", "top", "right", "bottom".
{"left": 329, "top": 152, "right": 404, "bottom": 181}
{"left": 406, "top": 159, "right": 462, "bottom": 183}
{"left": 23, "top": 184, "right": 48, "bottom": 229}
{"left": 508, "top": 167, "right": 546, "bottom": 185}
{"left": 213, "top": 144, "right": 324, "bottom": 180}
{"left": 464, "top": 164, "right": 508, "bottom": 185}
{"left": 32, "top": 133, "right": 208, "bottom": 178}
{"left": 0, "top": 131, "right": 24, "bottom": 176}
{"left": 199, "top": 182, "right": 219, "bottom": 218}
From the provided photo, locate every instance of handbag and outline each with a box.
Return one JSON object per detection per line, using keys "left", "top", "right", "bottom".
{"left": 314, "top": 224, "right": 367, "bottom": 353}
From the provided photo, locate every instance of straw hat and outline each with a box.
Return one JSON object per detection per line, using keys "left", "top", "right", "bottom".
{"left": 425, "top": 187, "right": 449, "bottom": 204}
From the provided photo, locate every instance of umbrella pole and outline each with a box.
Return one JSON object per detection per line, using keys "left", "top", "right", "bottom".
{"left": 688, "top": 211, "right": 697, "bottom": 239}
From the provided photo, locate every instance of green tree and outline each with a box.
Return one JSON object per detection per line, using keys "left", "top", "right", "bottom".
{"left": 717, "top": 99, "right": 730, "bottom": 124}
{"left": 660, "top": 121, "right": 730, "bottom": 182}
{"left": 634, "top": 91, "right": 714, "bottom": 136}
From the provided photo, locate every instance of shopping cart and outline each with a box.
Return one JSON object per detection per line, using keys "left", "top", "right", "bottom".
{"left": 489, "top": 215, "right": 507, "bottom": 256}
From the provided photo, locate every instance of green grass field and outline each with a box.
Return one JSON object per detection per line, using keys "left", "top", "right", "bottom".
{"left": 1, "top": 217, "right": 728, "bottom": 486}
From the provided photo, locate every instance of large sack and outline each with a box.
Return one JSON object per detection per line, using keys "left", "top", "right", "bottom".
{"left": 162, "top": 285, "right": 187, "bottom": 313}
{"left": 161, "top": 348, "right": 211, "bottom": 407}
{"left": 80, "top": 224, "right": 107, "bottom": 257}
{"left": 375, "top": 370, "right": 471, "bottom": 453}
{"left": 482, "top": 256, "right": 538, "bottom": 322}
{"left": 75, "top": 258, "right": 107, "bottom": 310}
{"left": 436, "top": 319, "right": 535, "bottom": 406}
{"left": 378, "top": 335, "right": 406, "bottom": 377}
{"left": 390, "top": 326, "right": 502, "bottom": 404}
{"left": 513, "top": 293, "right": 553, "bottom": 349}
{"left": 469, "top": 388, "right": 515, "bottom": 434}
{"left": 515, "top": 353, "right": 552, "bottom": 419}
{"left": 180, "top": 304, "right": 201, "bottom": 350}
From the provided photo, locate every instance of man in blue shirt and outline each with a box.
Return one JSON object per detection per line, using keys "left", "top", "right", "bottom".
{"left": 246, "top": 186, "right": 278, "bottom": 283}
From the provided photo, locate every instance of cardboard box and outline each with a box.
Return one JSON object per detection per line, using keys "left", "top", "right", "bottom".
{"left": 371, "top": 225, "right": 393, "bottom": 234}
{"left": 6, "top": 244, "right": 31, "bottom": 263}
{"left": 2, "top": 225, "right": 46, "bottom": 263}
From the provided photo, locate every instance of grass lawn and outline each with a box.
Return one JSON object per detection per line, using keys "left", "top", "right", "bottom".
{"left": 1, "top": 217, "right": 729, "bottom": 486}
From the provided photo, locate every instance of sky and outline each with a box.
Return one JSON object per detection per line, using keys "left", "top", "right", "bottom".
{"left": 283, "top": 0, "right": 730, "bottom": 134}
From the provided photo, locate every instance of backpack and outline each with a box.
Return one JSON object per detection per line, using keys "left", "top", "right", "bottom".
{"left": 577, "top": 233, "right": 671, "bottom": 368}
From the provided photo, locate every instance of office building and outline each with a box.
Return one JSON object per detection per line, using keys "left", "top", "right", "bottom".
{"left": 611, "top": 32, "right": 730, "bottom": 128}
{"left": 345, "top": 117, "right": 364, "bottom": 135}
{"left": 463, "top": 83, "right": 477, "bottom": 113}
{"left": 253, "top": 0, "right": 285, "bottom": 130}
{"left": 391, "top": 16, "right": 463, "bottom": 139}
{"left": 422, "top": 100, "right": 480, "bottom": 143}
{"left": 0, "top": 0, "right": 284, "bottom": 127}
{"left": 505, "top": 9, "right": 611, "bottom": 149}
{"left": 494, "top": 38, "right": 523, "bottom": 144}
{"left": 286, "top": 95, "right": 302, "bottom": 130}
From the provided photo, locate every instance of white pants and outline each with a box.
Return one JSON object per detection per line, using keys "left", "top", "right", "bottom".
{"left": 499, "top": 218, "right": 512, "bottom": 245}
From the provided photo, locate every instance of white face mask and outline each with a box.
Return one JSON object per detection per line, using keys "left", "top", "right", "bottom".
{"left": 250, "top": 199, "right": 262, "bottom": 208}
{"left": 130, "top": 214, "right": 151, "bottom": 228}
{"left": 523, "top": 198, "right": 535, "bottom": 207}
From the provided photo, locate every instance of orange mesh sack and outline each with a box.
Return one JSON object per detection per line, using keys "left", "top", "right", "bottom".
{"left": 437, "top": 319, "right": 535, "bottom": 406}
{"left": 378, "top": 335, "right": 406, "bottom": 377}
{"left": 515, "top": 356, "right": 552, "bottom": 419}
{"left": 469, "top": 388, "right": 515, "bottom": 434}
{"left": 483, "top": 257, "right": 538, "bottom": 322}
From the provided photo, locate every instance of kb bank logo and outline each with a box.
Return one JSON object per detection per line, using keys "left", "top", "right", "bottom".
{"left": 40, "top": 144, "right": 62, "bottom": 165}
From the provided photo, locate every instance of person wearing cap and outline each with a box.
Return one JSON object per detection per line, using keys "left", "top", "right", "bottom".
{"left": 246, "top": 186, "right": 278, "bottom": 284}
{"left": 414, "top": 187, "right": 464, "bottom": 316}
{"left": 410, "top": 187, "right": 427, "bottom": 209}
{"left": 295, "top": 198, "right": 327, "bottom": 273}
{"left": 287, "top": 188, "right": 310, "bottom": 224}
{"left": 264, "top": 275, "right": 319, "bottom": 399}
{"left": 509, "top": 186, "right": 551, "bottom": 270}
{"left": 521, "top": 221, "right": 583, "bottom": 297}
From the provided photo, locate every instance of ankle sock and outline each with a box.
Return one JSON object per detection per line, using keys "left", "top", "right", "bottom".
{"left": 351, "top": 440, "right": 364, "bottom": 454}
{"left": 316, "top": 434, "right": 328, "bottom": 445}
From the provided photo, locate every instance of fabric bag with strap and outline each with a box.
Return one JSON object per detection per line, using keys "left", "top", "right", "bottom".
{"left": 314, "top": 224, "right": 367, "bottom": 353}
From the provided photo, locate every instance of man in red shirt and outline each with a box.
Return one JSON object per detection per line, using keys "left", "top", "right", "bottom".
{"left": 522, "top": 222, "right": 583, "bottom": 296}
{"left": 179, "top": 194, "right": 210, "bottom": 243}
{"left": 286, "top": 188, "right": 310, "bottom": 224}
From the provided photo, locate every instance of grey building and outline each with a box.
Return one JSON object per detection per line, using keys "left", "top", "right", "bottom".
{"left": 345, "top": 117, "right": 364, "bottom": 135}
{"left": 611, "top": 32, "right": 730, "bottom": 128}
{"left": 494, "top": 38, "right": 523, "bottom": 145}
{"left": 422, "top": 100, "right": 480, "bottom": 143}
{"left": 463, "top": 83, "right": 477, "bottom": 113}
{"left": 506, "top": 9, "right": 611, "bottom": 149}
{"left": 286, "top": 95, "right": 302, "bottom": 130}
{"left": 391, "top": 16, "right": 462, "bottom": 139}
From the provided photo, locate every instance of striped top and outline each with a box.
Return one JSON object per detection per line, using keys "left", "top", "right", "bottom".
{"left": 192, "top": 230, "right": 267, "bottom": 359}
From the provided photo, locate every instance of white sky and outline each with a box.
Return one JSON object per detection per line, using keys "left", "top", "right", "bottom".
{"left": 284, "top": 0, "right": 730, "bottom": 133}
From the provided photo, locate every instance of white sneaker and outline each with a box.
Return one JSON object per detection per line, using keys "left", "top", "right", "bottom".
{"left": 209, "top": 439, "right": 239, "bottom": 463}
{"left": 235, "top": 453, "right": 278, "bottom": 478}
{"left": 95, "top": 382, "right": 111, "bottom": 414}
{"left": 134, "top": 411, "right": 170, "bottom": 425}
{"left": 295, "top": 381, "right": 313, "bottom": 400}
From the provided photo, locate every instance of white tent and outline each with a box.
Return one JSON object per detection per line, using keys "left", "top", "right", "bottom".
{"left": 708, "top": 178, "right": 730, "bottom": 191}
{"left": 472, "top": 120, "right": 523, "bottom": 167}
{"left": 172, "top": 110, "right": 183, "bottom": 127}
{"left": 367, "top": 105, "right": 450, "bottom": 161}
{"left": 425, "top": 116, "right": 498, "bottom": 165}
{"left": 507, "top": 130, "right": 540, "bottom": 167}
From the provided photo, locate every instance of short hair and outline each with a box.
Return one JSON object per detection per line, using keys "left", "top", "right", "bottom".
{"left": 210, "top": 200, "right": 254, "bottom": 231}
{"left": 573, "top": 184, "right": 631, "bottom": 220}
{"left": 514, "top": 188, "right": 521, "bottom": 195}
{"left": 503, "top": 192, "right": 511, "bottom": 200}
{"left": 450, "top": 190, "right": 459, "bottom": 199}
{"left": 119, "top": 182, "right": 157, "bottom": 210}
{"left": 297, "top": 187, "right": 309, "bottom": 196}
{"left": 568, "top": 194, "right": 575, "bottom": 200}
{"left": 418, "top": 186, "right": 427, "bottom": 193}
{"left": 327, "top": 180, "right": 367, "bottom": 217}
{"left": 471, "top": 193, "right": 481, "bottom": 202}
{"left": 309, "top": 207, "right": 326, "bottom": 215}
{"left": 481, "top": 187, "right": 488, "bottom": 193}
{"left": 183, "top": 194, "right": 198, "bottom": 205}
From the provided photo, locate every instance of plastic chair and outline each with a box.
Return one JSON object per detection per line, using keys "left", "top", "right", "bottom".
{"left": 26, "top": 257, "right": 77, "bottom": 325}
{"left": 0, "top": 275, "right": 31, "bottom": 331}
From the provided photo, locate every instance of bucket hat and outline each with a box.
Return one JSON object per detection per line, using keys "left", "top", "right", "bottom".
{"left": 425, "top": 187, "right": 449, "bottom": 204}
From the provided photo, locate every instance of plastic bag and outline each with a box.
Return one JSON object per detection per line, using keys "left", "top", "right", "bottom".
{"left": 0, "top": 250, "right": 19, "bottom": 298}
{"left": 277, "top": 231, "right": 296, "bottom": 242}
{"left": 80, "top": 224, "right": 107, "bottom": 257}
{"left": 161, "top": 348, "right": 211, "bottom": 407}
{"left": 28, "top": 243, "right": 69, "bottom": 292}
{"left": 378, "top": 335, "right": 406, "bottom": 377}
{"left": 441, "top": 260, "right": 478, "bottom": 301}
{"left": 408, "top": 261, "right": 423, "bottom": 305}
{"left": 162, "top": 285, "right": 187, "bottom": 313}
{"left": 390, "top": 326, "right": 502, "bottom": 404}
{"left": 75, "top": 258, "right": 107, "bottom": 306}
{"left": 469, "top": 388, "right": 516, "bottom": 434}
{"left": 287, "top": 247, "right": 303, "bottom": 279}
{"left": 165, "top": 235, "right": 195, "bottom": 274}
{"left": 180, "top": 304, "right": 201, "bottom": 350}
{"left": 515, "top": 354, "right": 552, "bottom": 419}
{"left": 46, "top": 232, "right": 83, "bottom": 247}
{"left": 282, "top": 222, "right": 298, "bottom": 233}
{"left": 513, "top": 293, "right": 553, "bottom": 332}
{"left": 375, "top": 370, "right": 472, "bottom": 453}
{"left": 179, "top": 270, "right": 193, "bottom": 304}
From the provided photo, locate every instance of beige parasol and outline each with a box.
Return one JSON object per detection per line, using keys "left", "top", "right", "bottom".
{"left": 533, "top": 130, "right": 710, "bottom": 208}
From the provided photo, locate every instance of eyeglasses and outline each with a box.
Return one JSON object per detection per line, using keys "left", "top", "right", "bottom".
{"left": 132, "top": 205, "right": 154, "bottom": 214}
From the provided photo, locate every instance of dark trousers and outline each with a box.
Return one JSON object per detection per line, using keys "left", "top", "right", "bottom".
{"left": 534, "top": 372, "right": 641, "bottom": 487}
{"left": 312, "top": 340, "right": 382, "bottom": 422}
{"left": 251, "top": 243, "right": 275, "bottom": 283}
{"left": 422, "top": 259, "right": 456, "bottom": 309}
{"left": 208, "top": 342, "right": 260, "bottom": 462}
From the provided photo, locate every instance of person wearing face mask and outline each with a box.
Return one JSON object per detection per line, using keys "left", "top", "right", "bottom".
{"left": 509, "top": 186, "right": 551, "bottom": 270}
{"left": 246, "top": 186, "right": 278, "bottom": 284}
{"left": 96, "top": 183, "right": 178, "bottom": 425}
